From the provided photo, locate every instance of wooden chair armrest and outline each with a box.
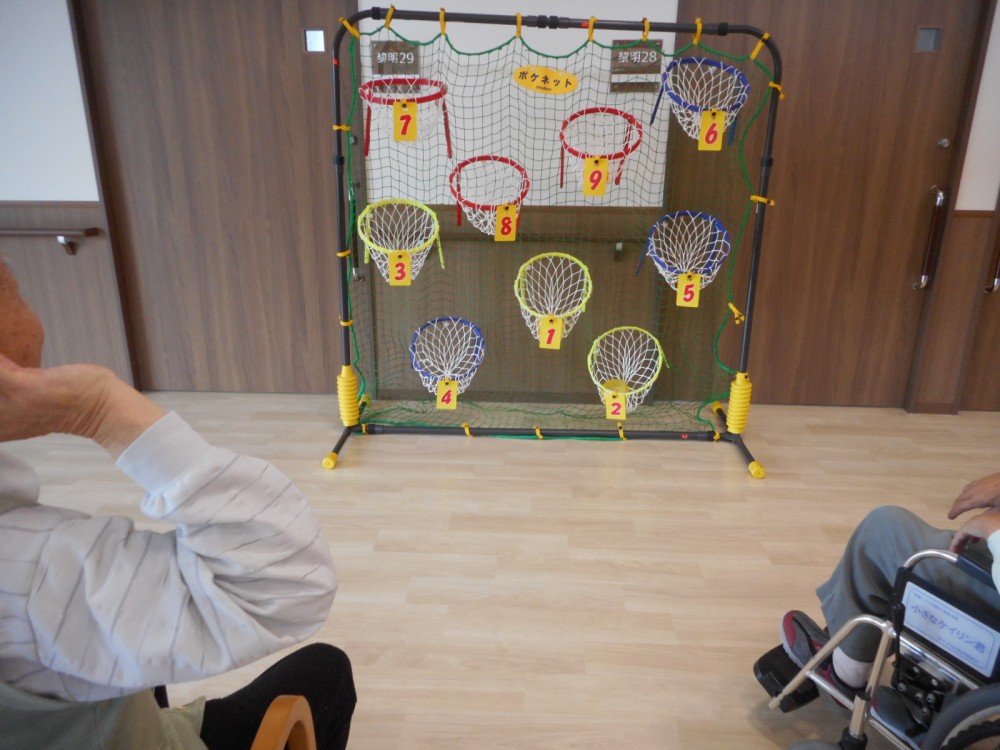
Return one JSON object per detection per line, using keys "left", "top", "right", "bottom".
{"left": 249, "top": 695, "right": 317, "bottom": 750}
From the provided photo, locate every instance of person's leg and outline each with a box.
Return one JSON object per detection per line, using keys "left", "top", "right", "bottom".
{"left": 199, "top": 643, "right": 356, "bottom": 750}
{"left": 816, "top": 505, "right": 999, "bottom": 662}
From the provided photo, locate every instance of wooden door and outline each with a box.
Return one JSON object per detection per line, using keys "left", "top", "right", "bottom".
{"left": 679, "top": 0, "right": 987, "bottom": 406}
{"left": 76, "top": 0, "right": 352, "bottom": 392}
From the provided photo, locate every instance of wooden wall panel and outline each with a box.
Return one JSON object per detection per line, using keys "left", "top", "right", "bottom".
{"left": 963, "top": 213, "right": 1000, "bottom": 410}
{"left": 77, "top": 0, "right": 354, "bottom": 392}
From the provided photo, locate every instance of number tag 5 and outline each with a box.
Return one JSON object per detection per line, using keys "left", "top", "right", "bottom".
{"left": 676, "top": 273, "right": 702, "bottom": 307}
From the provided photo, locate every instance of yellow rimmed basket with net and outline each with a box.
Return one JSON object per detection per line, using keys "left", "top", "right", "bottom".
{"left": 356, "top": 198, "right": 444, "bottom": 285}
{"left": 587, "top": 326, "right": 666, "bottom": 414}
{"left": 514, "top": 252, "right": 593, "bottom": 346}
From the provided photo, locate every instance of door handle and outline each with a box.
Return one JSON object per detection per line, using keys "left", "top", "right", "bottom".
{"left": 913, "top": 186, "right": 947, "bottom": 290}
{"left": 985, "top": 225, "right": 1000, "bottom": 294}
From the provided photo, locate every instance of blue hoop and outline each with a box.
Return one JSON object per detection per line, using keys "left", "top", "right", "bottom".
{"left": 650, "top": 57, "right": 751, "bottom": 125}
{"left": 409, "top": 316, "right": 486, "bottom": 383}
{"left": 645, "top": 210, "right": 731, "bottom": 277}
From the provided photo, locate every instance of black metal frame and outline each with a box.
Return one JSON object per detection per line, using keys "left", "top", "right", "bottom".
{"left": 329, "top": 8, "right": 783, "bottom": 470}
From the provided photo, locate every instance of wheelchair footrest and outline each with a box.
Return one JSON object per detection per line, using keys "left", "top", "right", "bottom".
{"left": 754, "top": 644, "right": 820, "bottom": 712}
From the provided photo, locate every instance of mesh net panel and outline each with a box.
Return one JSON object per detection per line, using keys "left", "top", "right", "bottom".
{"left": 358, "top": 199, "right": 441, "bottom": 283}
{"left": 659, "top": 57, "right": 752, "bottom": 140}
{"left": 646, "top": 211, "right": 732, "bottom": 290}
{"left": 341, "top": 20, "right": 777, "bottom": 434}
{"left": 515, "top": 253, "right": 593, "bottom": 339}
{"left": 587, "top": 326, "right": 665, "bottom": 412}
{"left": 409, "top": 316, "right": 486, "bottom": 394}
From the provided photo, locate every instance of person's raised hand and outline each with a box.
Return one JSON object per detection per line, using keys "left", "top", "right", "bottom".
{"left": 950, "top": 509, "right": 1000, "bottom": 554}
{"left": 948, "top": 473, "right": 1000, "bottom": 520}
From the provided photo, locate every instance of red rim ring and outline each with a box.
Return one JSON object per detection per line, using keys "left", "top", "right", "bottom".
{"left": 449, "top": 155, "right": 531, "bottom": 212}
{"left": 359, "top": 76, "right": 448, "bottom": 106}
{"left": 560, "top": 106, "right": 644, "bottom": 161}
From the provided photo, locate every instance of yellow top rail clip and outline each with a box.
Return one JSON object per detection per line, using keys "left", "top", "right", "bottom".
{"left": 340, "top": 17, "right": 360, "bottom": 39}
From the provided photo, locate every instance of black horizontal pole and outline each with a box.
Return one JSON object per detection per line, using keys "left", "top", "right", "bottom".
{"left": 357, "top": 423, "right": 718, "bottom": 441}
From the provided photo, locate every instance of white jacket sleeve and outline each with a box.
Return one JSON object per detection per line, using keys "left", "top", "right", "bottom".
{"left": 20, "top": 412, "right": 336, "bottom": 700}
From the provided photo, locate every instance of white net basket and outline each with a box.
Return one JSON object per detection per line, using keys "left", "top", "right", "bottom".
{"left": 658, "top": 57, "right": 751, "bottom": 139}
{"left": 514, "top": 253, "right": 593, "bottom": 339}
{"left": 357, "top": 199, "right": 441, "bottom": 284}
{"left": 409, "top": 316, "right": 486, "bottom": 394}
{"left": 360, "top": 76, "right": 449, "bottom": 150}
{"left": 645, "top": 211, "right": 731, "bottom": 289}
{"left": 587, "top": 327, "right": 665, "bottom": 412}
{"left": 449, "top": 155, "right": 531, "bottom": 236}
{"left": 560, "top": 106, "right": 643, "bottom": 188}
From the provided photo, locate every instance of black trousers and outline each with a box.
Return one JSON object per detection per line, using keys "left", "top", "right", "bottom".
{"left": 199, "top": 643, "right": 356, "bottom": 750}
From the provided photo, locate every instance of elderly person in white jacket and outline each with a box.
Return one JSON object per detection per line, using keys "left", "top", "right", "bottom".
{"left": 0, "top": 258, "right": 354, "bottom": 749}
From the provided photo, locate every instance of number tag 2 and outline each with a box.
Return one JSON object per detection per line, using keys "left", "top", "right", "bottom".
{"left": 605, "top": 392, "right": 627, "bottom": 420}
{"left": 393, "top": 100, "right": 418, "bottom": 142}
{"left": 583, "top": 157, "right": 609, "bottom": 196}
{"left": 676, "top": 273, "right": 702, "bottom": 307}
{"left": 436, "top": 379, "right": 458, "bottom": 409}
{"left": 389, "top": 251, "right": 412, "bottom": 286}
{"left": 538, "top": 315, "right": 564, "bottom": 350}
{"left": 698, "top": 109, "right": 724, "bottom": 151}
{"left": 494, "top": 204, "right": 518, "bottom": 242}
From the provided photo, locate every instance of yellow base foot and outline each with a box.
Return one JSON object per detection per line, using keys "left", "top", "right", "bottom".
{"left": 322, "top": 452, "right": 338, "bottom": 470}
{"left": 748, "top": 461, "right": 766, "bottom": 479}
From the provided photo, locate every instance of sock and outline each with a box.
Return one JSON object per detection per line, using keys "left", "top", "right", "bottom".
{"left": 833, "top": 647, "right": 873, "bottom": 688}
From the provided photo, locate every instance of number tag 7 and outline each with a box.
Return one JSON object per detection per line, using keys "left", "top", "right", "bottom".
{"left": 393, "top": 100, "right": 418, "bottom": 142}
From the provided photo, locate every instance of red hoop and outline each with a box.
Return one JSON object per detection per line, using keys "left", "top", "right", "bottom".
{"left": 559, "top": 106, "right": 643, "bottom": 188}
{"left": 448, "top": 155, "right": 531, "bottom": 232}
{"left": 360, "top": 76, "right": 452, "bottom": 158}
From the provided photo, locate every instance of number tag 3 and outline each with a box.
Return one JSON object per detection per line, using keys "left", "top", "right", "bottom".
{"left": 393, "top": 100, "right": 418, "bottom": 142}
{"left": 389, "top": 251, "right": 412, "bottom": 286}
{"left": 494, "top": 204, "right": 518, "bottom": 242}
{"left": 538, "top": 315, "right": 564, "bottom": 350}
{"left": 698, "top": 109, "right": 724, "bottom": 151}
{"left": 583, "top": 157, "right": 609, "bottom": 196}
{"left": 605, "top": 392, "right": 627, "bottom": 420}
{"left": 436, "top": 379, "right": 458, "bottom": 409}
{"left": 676, "top": 273, "right": 702, "bottom": 307}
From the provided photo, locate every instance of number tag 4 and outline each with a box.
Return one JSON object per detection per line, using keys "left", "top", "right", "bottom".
{"left": 676, "top": 273, "right": 702, "bottom": 307}
{"left": 494, "top": 204, "right": 518, "bottom": 242}
{"left": 698, "top": 109, "right": 724, "bottom": 151}
{"left": 389, "top": 251, "right": 412, "bottom": 286}
{"left": 393, "top": 100, "right": 418, "bottom": 142}
{"left": 538, "top": 315, "right": 564, "bottom": 350}
{"left": 436, "top": 379, "right": 458, "bottom": 409}
{"left": 583, "top": 157, "right": 609, "bottom": 196}
{"left": 605, "top": 392, "right": 627, "bottom": 420}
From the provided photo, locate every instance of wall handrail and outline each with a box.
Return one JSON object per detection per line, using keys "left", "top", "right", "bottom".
{"left": 0, "top": 227, "right": 100, "bottom": 254}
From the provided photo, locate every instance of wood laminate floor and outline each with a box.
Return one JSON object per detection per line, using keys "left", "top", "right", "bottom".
{"left": 6, "top": 394, "right": 1000, "bottom": 749}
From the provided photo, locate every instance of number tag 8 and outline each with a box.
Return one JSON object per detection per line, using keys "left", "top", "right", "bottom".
{"left": 495, "top": 204, "right": 518, "bottom": 242}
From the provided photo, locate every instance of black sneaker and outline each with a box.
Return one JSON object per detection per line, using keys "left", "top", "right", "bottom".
{"left": 780, "top": 610, "right": 864, "bottom": 705}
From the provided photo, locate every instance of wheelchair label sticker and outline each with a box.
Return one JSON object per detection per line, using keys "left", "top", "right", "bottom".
{"left": 903, "top": 582, "right": 1000, "bottom": 678}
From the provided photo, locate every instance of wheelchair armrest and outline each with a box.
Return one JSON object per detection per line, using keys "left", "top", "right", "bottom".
{"left": 956, "top": 548, "right": 995, "bottom": 588}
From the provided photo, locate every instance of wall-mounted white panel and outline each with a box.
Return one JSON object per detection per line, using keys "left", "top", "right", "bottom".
{"left": 956, "top": 9, "right": 1000, "bottom": 212}
{"left": 0, "top": 0, "right": 99, "bottom": 201}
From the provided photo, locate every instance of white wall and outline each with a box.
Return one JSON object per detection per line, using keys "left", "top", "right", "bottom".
{"left": 0, "top": 0, "right": 99, "bottom": 201}
{"left": 956, "top": 7, "right": 1000, "bottom": 212}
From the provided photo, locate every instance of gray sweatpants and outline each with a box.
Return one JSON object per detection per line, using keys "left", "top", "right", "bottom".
{"left": 816, "top": 505, "right": 1000, "bottom": 661}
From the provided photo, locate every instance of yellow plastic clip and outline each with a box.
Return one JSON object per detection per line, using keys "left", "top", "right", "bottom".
{"left": 642, "top": 18, "right": 650, "bottom": 43}
{"left": 693, "top": 17, "right": 703, "bottom": 46}
{"left": 516, "top": 13, "right": 522, "bottom": 38}
{"left": 332, "top": 124, "right": 351, "bottom": 132}
{"left": 588, "top": 17, "right": 597, "bottom": 43}
{"left": 534, "top": 425, "right": 544, "bottom": 440}
{"left": 361, "top": 423, "right": 369, "bottom": 434}
{"left": 385, "top": 5, "right": 395, "bottom": 29}
{"left": 728, "top": 302, "right": 746, "bottom": 324}
{"left": 713, "top": 431, "right": 721, "bottom": 442}
{"left": 340, "top": 319, "right": 353, "bottom": 327}
{"left": 339, "top": 17, "right": 361, "bottom": 40}
{"left": 337, "top": 249, "right": 351, "bottom": 257}
{"left": 462, "top": 421, "right": 472, "bottom": 437}
{"left": 769, "top": 81, "right": 786, "bottom": 100}
{"left": 750, "top": 32, "right": 770, "bottom": 61}
{"left": 440, "top": 8, "right": 447, "bottom": 36}
{"left": 751, "top": 195, "right": 775, "bottom": 207}
{"left": 617, "top": 422, "right": 627, "bottom": 440}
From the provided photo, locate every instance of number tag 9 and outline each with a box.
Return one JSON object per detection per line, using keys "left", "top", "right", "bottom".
{"left": 605, "top": 391, "right": 627, "bottom": 420}
{"left": 495, "top": 204, "right": 518, "bottom": 242}
{"left": 436, "top": 379, "right": 458, "bottom": 409}
{"left": 676, "top": 272, "right": 702, "bottom": 307}
{"left": 393, "top": 100, "right": 418, "bottom": 142}
{"left": 389, "top": 251, "right": 412, "bottom": 286}
{"left": 583, "top": 157, "right": 609, "bottom": 196}
{"left": 698, "top": 109, "right": 724, "bottom": 151}
{"left": 538, "top": 315, "right": 564, "bottom": 349}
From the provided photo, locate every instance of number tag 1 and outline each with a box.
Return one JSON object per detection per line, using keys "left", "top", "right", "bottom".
{"left": 436, "top": 379, "right": 458, "bottom": 409}
{"left": 676, "top": 273, "right": 702, "bottom": 307}
{"left": 583, "top": 157, "right": 609, "bottom": 196}
{"left": 605, "top": 392, "right": 627, "bottom": 420}
{"left": 698, "top": 109, "right": 724, "bottom": 151}
{"left": 538, "top": 315, "right": 564, "bottom": 350}
{"left": 389, "top": 251, "right": 412, "bottom": 286}
{"left": 393, "top": 100, "right": 418, "bottom": 142}
{"left": 495, "top": 204, "right": 518, "bottom": 242}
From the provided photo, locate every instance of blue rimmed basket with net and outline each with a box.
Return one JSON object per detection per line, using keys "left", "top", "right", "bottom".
{"left": 409, "top": 316, "right": 486, "bottom": 395}
{"left": 651, "top": 57, "right": 751, "bottom": 140}
{"left": 644, "top": 210, "right": 732, "bottom": 290}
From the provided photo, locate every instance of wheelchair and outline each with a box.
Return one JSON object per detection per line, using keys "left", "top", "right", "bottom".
{"left": 754, "top": 548, "right": 1000, "bottom": 750}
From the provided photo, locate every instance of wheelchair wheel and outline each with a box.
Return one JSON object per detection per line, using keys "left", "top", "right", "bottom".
{"left": 922, "top": 684, "right": 1000, "bottom": 750}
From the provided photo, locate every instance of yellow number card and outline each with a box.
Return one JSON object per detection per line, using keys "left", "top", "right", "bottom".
{"left": 583, "top": 157, "right": 609, "bottom": 196}
{"left": 436, "top": 379, "right": 458, "bottom": 410}
{"left": 393, "top": 100, "right": 418, "bottom": 142}
{"left": 698, "top": 109, "right": 724, "bottom": 151}
{"left": 676, "top": 273, "right": 702, "bottom": 308}
{"left": 494, "top": 204, "right": 518, "bottom": 242}
{"left": 605, "top": 392, "right": 627, "bottom": 421}
{"left": 389, "top": 251, "right": 412, "bottom": 287}
{"left": 538, "top": 315, "right": 564, "bottom": 350}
